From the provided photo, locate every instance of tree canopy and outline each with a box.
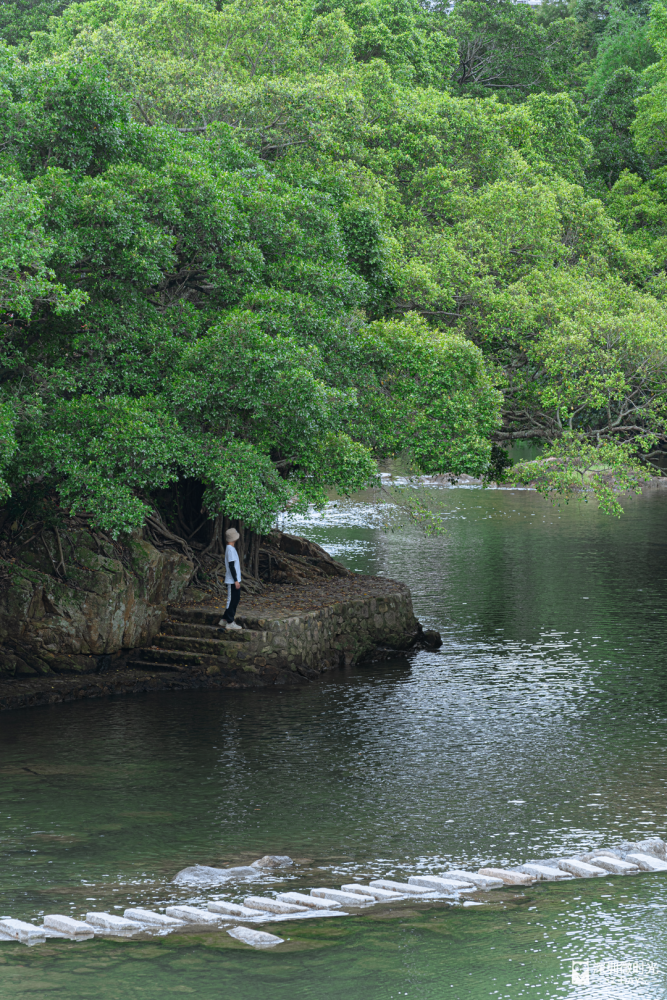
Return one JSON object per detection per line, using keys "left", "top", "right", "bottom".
{"left": 1, "top": 0, "right": 667, "bottom": 543}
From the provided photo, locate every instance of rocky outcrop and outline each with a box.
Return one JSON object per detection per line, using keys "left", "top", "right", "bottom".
{"left": 0, "top": 527, "right": 193, "bottom": 677}
{"left": 0, "top": 517, "right": 440, "bottom": 706}
{"left": 0, "top": 576, "right": 441, "bottom": 709}
{"left": 130, "top": 580, "right": 423, "bottom": 682}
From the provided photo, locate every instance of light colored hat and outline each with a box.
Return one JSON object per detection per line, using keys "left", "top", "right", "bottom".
{"left": 225, "top": 527, "right": 240, "bottom": 543}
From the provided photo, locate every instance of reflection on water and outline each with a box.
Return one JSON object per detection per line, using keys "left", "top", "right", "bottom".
{"left": 0, "top": 487, "right": 666, "bottom": 999}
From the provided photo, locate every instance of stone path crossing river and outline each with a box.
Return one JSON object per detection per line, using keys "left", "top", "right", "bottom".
{"left": 2, "top": 838, "right": 665, "bottom": 949}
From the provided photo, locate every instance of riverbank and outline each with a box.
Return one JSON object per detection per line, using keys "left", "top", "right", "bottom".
{"left": 0, "top": 574, "right": 437, "bottom": 711}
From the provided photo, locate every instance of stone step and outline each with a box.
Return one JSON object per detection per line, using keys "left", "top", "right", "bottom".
{"left": 85, "top": 912, "right": 142, "bottom": 933}
{"left": 340, "top": 884, "right": 402, "bottom": 900}
{"left": 130, "top": 644, "right": 258, "bottom": 670}
{"left": 208, "top": 901, "right": 266, "bottom": 917}
{"left": 243, "top": 896, "right": 308, "bottom": 914}
{"left": 407, "top": 875, "right": 476, "bottom": 892}
{"left": 227, "top": 926, "right": 284, "bottom": 948}
{"left": 276, "top": 892, "right": 341, "bottom": 910}
{"left": 125, "top": 659, "right": 193, "bottom": 673}
{"left": 0, "top": 918, "right": 46, "bottom": 943}
{"left": 557, "top": 859, "right": 607, "bottom": 877}
{"left": 129, "top": 649, "right": 203, "bottom": 668}
{"left": 476, "top": 869, "right": 534, "bottom": 886}
{"left": 589, "top": 856, "right": 639, "bottom": 874}
{"left": 518, "top": 864, "right": 573, "bottom": 881}
{"left": 164, "top": 905, "right": 221, "bottom": 924}
{"left": 43, "top": 915, "right": 96, "bottom": 936}
{"left": 162, "top": 621, "right": 258, "bottom": 643}
{"left": 369, "top": 879, "right": 433, "bottom": 895}
{"left": 626, "top": 852, "right": 667, "bottom": 872}
{"left": 167, "top": 606, "right": 238, "bottom": 627}
{"left": 153, "top": 634, "right": 264, "bottom": 656}
{"left": 445, "top": 871, "right": 504, "bottom": 889}
{"left": 311, "top": 888, "right": 374, "bottom": 905}
{"left": 168, "top": 605, "right": 286, "bottom": 633}
{"left": 123, "top": 909, "right": 185, "bottom": 927}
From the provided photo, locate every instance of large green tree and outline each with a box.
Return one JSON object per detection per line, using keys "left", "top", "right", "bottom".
{"left": 0, "top": 32, "right": 500, "bottom": 543}
{"left": 1, "top": 0, "right": 666, "bottom": 536}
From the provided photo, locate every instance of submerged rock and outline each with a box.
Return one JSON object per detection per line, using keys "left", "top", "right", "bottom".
{"left": 172, "top": 864, "right": 261, "bottom": 885}
{"left": 173, "top": 855, "right": 294, "bottom": 884}
{"left": 250, "top": 855, "right": 293, "bottom": 868}
{"left": 227, "top": 926, "right": 284, "bottom": 948}
{"left": 619, "top": 837, "right": 666, "bottom": 860}
{"left": 420, "top": 630, "right": 442, "bottom": 649}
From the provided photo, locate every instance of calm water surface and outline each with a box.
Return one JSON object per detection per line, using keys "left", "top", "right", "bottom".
{"left": 1, "top": 487, "right": 666, "bottom": 999}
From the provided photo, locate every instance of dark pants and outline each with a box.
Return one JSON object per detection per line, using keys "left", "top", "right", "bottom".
{"left": 223, "top": 584, "right": 241, "bottom": 622}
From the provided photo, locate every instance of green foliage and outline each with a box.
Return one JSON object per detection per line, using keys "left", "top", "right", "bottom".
{"left": 0, "top": 0, "right": 665, "bottom": 537}
{"left": 586, "top": 2, "right": 656, "bottom": 96}
{"left": 0, "top": 2, "right": 74, "bottom": 51}
{"left": 605, "top": 167, "right": 667, "bottom": 264}
{"left": 443, "top": 0, "right": 585, "bottom": 99}
{"left": 583, "top": 67, "right": 648, "bottom": 189}
{"left": 512, "top": 433, "right": 653, "bottom": 515}
{"left": 349, "top": 313, "right": 502, "bottom": 475}
{"left": 1, "top": 58, "right": 133, "bottom": 178}
{"left": 471, "top": 266, "right": 667, "bottom": 460}
{"left": 0, "top": 173, "right": 88, "bottom": 318}
{"left": 632, "top": 2, "right": 667, "bottom": 164}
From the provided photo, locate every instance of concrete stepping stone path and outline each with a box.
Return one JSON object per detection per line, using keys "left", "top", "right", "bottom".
{"left": 276, "top": 893, "right": 341, "bottom": 909}
{"left": 408, "top": 876, "right": 476, "bottom": 892}
{"left": 243, "top": 897, "right": 308, "bottom": 914}
{"left": 123, "top": 909, "right": 185, "bottom": 927}
{"left": 340, "top": 885, "right": 403, "bottom": 900}
{"left": 208, "top": 901, "right": 267, "bottom": 917}
{"left": 164, "top": 906, "right": 221, "bottom": 924}
{"left": 44, "top": 915, "right": 96, "bottom": 936}
{"left": 85, "top": 913, "right": 142, "bottom": 934}
{"left": 518, "top": 864, "right": 573, "bottom": 881}
{"left": 477, "top": 869, "right": 534, "bottom": 885}
{"left": 1, "top": 834, "right": 665, "bottom": 948}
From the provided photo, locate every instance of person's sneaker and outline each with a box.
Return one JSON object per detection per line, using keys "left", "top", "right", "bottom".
{"left": 225, "top": 621, "right": 242, "bottom": 630}
{"left": 218, "top": 619, "right": 228, "bottom": 627}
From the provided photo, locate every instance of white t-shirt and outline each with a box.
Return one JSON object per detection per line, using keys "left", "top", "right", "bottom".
{"left": 224, "top": 544, "right": 241, "bottom": 584}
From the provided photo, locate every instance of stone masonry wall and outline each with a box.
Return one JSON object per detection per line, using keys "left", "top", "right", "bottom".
{"left": 0, "top": 579, "right": 427, "bottom": 709}
{"left": 151, "top": 583, "right": 421, "bottom": 686}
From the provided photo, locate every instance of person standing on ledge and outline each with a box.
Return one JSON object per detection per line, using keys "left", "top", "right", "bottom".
{"left": 219, "top": 527, "right": 242, "bottom": 630}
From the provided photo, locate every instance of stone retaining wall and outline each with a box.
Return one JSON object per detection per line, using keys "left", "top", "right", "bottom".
{"left": 0, "top": 579, "right": 431, "bottom": 710}
{"left": 142, "top": 584, "right": 421, "bottom": 684}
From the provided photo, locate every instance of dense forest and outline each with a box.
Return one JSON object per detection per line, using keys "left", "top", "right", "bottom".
{"left": 1, "top": 0, "right": 667, "bottom": 550}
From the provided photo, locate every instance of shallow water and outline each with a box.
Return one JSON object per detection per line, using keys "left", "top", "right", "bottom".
{"left": 1, "top": 487, "right": 667, "bottom": 998}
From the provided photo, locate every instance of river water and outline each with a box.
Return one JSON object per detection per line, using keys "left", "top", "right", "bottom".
{"left": 1, "top": 486, "right": 666, "bottom": 999}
